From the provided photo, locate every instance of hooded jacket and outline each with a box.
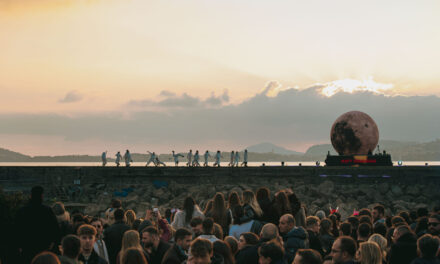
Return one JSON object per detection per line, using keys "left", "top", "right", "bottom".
{"left": 282, "top": 226, "right": 309, "bottom": 264}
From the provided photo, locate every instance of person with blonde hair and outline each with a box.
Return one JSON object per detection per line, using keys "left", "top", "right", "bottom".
{"left": 125, "top": 210, "right": 136, "bottom": 228}
{"left": 368, "top": 234, "right": 387, "bottom": 261}
{"left": 239, "top": 190, "right": 262, "bottom": 223}
{"left": 356, "top": 241, "right": 382, "bottom": 264}
{"left": 117, "top": 230, "right": 143, "bottom": 264}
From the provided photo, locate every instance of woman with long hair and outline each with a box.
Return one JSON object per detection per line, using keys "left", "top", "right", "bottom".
{"left": 121, "top": 248, "right": 148, "bottom": 264}
{"left": 117, "top": 230, "right": 143, "bottom": 264}
{"left": 368, "top": 234, "right": 387, "bottom": 263}
{"left": 239, "top": 190, "right": 262, "bottom": 223}
{"left": 171, "top": 196, "right": 204, "bottom": 229}
{"left": 256, "top": 187, "right": 277, "bottom": 224}
{"left": 235, "top": 232, "right": 260, "bottom": 264}
{"left": 356, "top": 241, "right": 382, "bottom": 264}
{"left": 204, "top": 200, "right": 213, "bottom": 216}
{"left": 228, "top": 191, "right": 242, "bottom": 223}
{"left": 319, "top": 218, "right": 335, "bottom": 256}
{"left": 207, "top": 192, "right": 232, "bottom": 237}
{"left": 213, "top": 240, "right": 235, "bottom": 264}
{"left": 272, "top": 191, "right": 291, "bottom": 225}
{"left": 31, "top": 252, "right": 60, "bottom": 264}
{"left": 125, "top": 210, "right": 136, "bottom": 228}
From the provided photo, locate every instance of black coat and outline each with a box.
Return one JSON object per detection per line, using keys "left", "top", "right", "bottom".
{"left": 15, "top": 200, "right": 61, "bottom": 264}
{"left": 235, "top": 245, "right": 259, "bottom": 264}
{"left": 282, "top": 227, "right": 308, "bottom": 264}
{"left": 146, "top": 240, "right": 171, "bottom": 264}
{"left": 307, "top": 230, "right": 323, "bottom": 256}
{"left": 257, "top": 198, "right": 278, "bottom": 224}
{"left": 103, "top": 221, "right": 130, "bottom": 264}
{"left": 79, "top": 250, "right": 108, "bottom": 264}
{"left": 388, "top": 232, "right": 418, "bottom": 264}
{"left": 161, "top": 244, "right": 187, "bottom": 264}
{"left": 411, "top": 258, "right": 440, "bottom": 264}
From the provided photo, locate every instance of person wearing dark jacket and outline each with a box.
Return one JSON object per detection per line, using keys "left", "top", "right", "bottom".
{"left": 15, "top": 186, "right": 61, "bottom": 264}
{"left": 235, "top": 232, "right": 260, "bottom": 264}
{"left": 162, "top": 228, "right": 192, "bottom": 264}
{"left": 258, "top": 241, "right": 287, "bottom": 264}
{"left": 256, "top": 187, "right": 278, "bottom": 224}
{"left": 306, "top": 216, "right": 324, "bottom": 256}
{"left": 104, "top": 209, "right": 130, "bottom": 264}
{"left": 410, "top": 234, "right": 440, "bottom": 264}
{"left": 142, "top": 226, "right": 171, "bottom": 264}
{"left": 278, "top": 214, "right": 308, "bottom": 264}
{"left": 388, "top": 225, "right": 418, "bottom": 264}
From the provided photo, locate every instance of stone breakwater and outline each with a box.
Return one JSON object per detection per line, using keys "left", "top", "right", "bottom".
{"left": 1, "top": 166, "right": 440, "bottom": 219}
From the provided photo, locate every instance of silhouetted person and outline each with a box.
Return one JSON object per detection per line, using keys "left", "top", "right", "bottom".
{"left": 104, "top": 209, "right": 130, "bottom": 264}
{"left": 213, "top": 150, "right": 222, "bottom": 167}
{"left": 115, "top": 152, "right": 122, "bottom": 167}
{"left": 204, "top": 150, "right": 211, "bottom": 166}
{"left": 187, "top": 150, "right": 193, "bottom": 167}
{"left": 172, "top": 151, "right": 184, "bottom": 166}
{"left": 241, "top": 149, "right": 248, "bottom": 167}
{"left": 15, "top": 186, "right": 60, "bottom": 264}
{"left": 146, "top": 151, "right": 156, "bottom": 166}
{"left": 102, "top": 151, "right": 108, "bottom": 166}
{"left": 124, "top": 150, "right": 132, "bottom": 167}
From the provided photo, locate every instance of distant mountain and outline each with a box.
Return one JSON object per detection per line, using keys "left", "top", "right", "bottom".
{"left": 245, "top": 142, "right": 303, "bottom": 155}
{"left": 0, "top": 147, "right": 31, "bottom": 162}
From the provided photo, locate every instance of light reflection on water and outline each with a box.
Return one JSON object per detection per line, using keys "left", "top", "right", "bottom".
{"left": 0, "top": 161, "right": 438, "bottom": 167}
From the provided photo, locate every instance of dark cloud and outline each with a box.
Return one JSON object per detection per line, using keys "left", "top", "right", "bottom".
{"left": 58, "top": 90, "right": 83, "bottom": 103}
{"left": 1, "top": 87, "right": 440, "bottom": 149}
{"left": 205, "top": 90, "right": 230, "bottom": 106}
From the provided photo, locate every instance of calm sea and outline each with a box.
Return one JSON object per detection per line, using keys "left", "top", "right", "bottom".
{"left": 0, "top": 161, "right": 438, "bottom": 167}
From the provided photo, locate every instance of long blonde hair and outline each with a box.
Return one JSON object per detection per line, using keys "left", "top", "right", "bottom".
{"left": 243, "top": 190, "right": 262, "bottom": 217}
{"left": 125, "top": 210, "right": 136, "bottom": 227}
{"left": 368, "top": 234, "right": 387, "bottom": 259}
{"left": 358, "top": 241, "right": 382, "bottom": 264}
{"left": 120, "top": 230, "right": 142, "bottom": 263}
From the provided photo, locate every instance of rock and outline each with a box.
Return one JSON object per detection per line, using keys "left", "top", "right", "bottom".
{"left": 317, "top": 180, "right": 334, "bottom": 194}
{"left": 406, "top": 185, "right": 420, "bottom": 196}
{"left": 391, "top": 185, "right": 403, "bottom": 196}
{"left": 377, "top": 183, "right": 389, "bottom": 194}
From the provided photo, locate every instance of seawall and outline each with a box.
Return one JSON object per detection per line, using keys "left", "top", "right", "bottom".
{"left": 1, "top": 166, "right": 440, "bottom": 218}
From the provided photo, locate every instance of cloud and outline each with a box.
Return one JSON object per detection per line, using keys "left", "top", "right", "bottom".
{"left": 58, "top": 90, "right": 83, "bottom": 103}
{"left": 159, "top": 90, "right": 176, "bottom": 97}
{"left": 2, "top": 85, "right": 439, "bottom": 153}
{"left": 318, "top": 77, "right": 394, "bottom": 97}
{"left": 205, "top": 90, "right": 230, "bottom": 106}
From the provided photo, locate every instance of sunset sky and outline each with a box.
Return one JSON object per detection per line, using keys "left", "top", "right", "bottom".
{"left": 0, "top": 0, "right": 439, "bottom": 155}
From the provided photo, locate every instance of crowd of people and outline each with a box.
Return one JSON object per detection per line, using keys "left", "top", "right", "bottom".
{"left": 7, "top": 185, "right": 440, "bottom": 264}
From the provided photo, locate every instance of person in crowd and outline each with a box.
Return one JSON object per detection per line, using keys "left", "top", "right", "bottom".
{"left": 357, "top": 223, "right": 372, "bottom": 244}
{"left": 102, "top": 151, "right": 107, "bottom": 166}
{"left": 388, "top": 225, "right": 418, "bottom": 264}
{"left": 372, "top": 205, "right": 386, "bottom": 225}
{"left": 339, "top": 222, "right": 352, "bottom": 237}
{"left": 15, "top": 186, "right": 61, "bottom": 264}
{"left": 315, "top": 211, "right": 326, "bottom": 221}
{"left": 120, "top": 248, "right": 148, "bottom": 264}
{"left": 125, "top": 210, "right": 136, "bottom": 228}
{"left": 234, "top": 151, "right": 240, "bottom": 167}
{"left": 227, "top": 191, "right": 242, "bottom": 222}
{"left": 188, "top": 238, "right": 213, "bottom": 264}
{"left": 190, "top": 216, "right": 204, "bottom": 238}
{"left": 240, "top": 190, "right": 263, "bottom": 223}
{"left": 115, "top": 151, "right": 122, "bottom": 167}
{"left": 229, "top": 151, "right": 235, "bottom": 167}
{"left": 278, "top": 214, "right": 308, "bottom": 263}
{"left": 141, "top": 226, "right": 171, "bottom": 264}
{"left": 91, "top": 218, "right": 109, "bottom": 263}
{"left": 146, "top": 151, "right": 157, "bottom": 166}
{"left": 258, "top": 241, "right": 286, "bottom": 264}
{"left": 368, "top": 234, "right": 387, "bottom": 264}
{"left": 193, "top": 150, "right": 201, "bottom": 167}
{"left": 256, "top": 187, "right": 278, "bottom": 224}
{"left": 224, "top": 236, "right": 239, "bottom": 256}
{"left": 285, "top": 190, "right": 306, "bottom": 228}
{"left": 104, "top": 209, "right": 130, "bottom": 264}
{"left": 329, "top": 236, "right": 357, "bottom": 264}
{"left": 162, "top": 228, "right": 192, "bottom": 264}
{"left": 52, "top": 202, "right": 74, "bottom": 240}
{"left": 273, "top": 191, "right": 292, "bottom": 226}
{"left": 235, "top": 232, "right": 260, "bottom": 264}
{"left": 428, "top": 214, "right": 440, "bottom": 236}
{"left": 356, "top": 241, "right": 382, "bottom": 264}
{"left": 204, "top": 200, "right": 214, "bottom": 216}
{"left": 213, "top": 150, "right": 222, "bottom": 167}
{"left": 306, "top": 216, "right": 323, "bottom": 255}
{"left": 58, "top": 235, "right": 82, "bottom": 264}
{"left": 105, "top": 199, "right": 123, "bottom": 225}
{"left": 359, "top": 209, "right": 372, "bottom": 218}
{"left": 400, "top": 211, "right": 412, "bottom": 225}
{"left": 415, "top": 217, "right": 429, "bottom": 237}
{"left": 260, "top": 223, "right": 281, "bottom": 243}
{"left": 117, "top": 230, "right": 143, "bottom": 264}
{"left": 347, "top": 216, "right": 359, "bottom": 240}
{"left": 292, "top": 249, "right": 323, "bottom": 264}
{"left": 319, "top": 218, "right": 335, "bottom": 256}
{"left": 229, "top": 205, "right": 256, "bottom": 239}
{"left": 372, "top": 222, "right": 387, "bottom": 238}
{"left": 198, "top": 218, "right": 220, "bottom": 243}
{"left": 213, "top": 240, "right": 235, "bottom": 264}
{"left": 207, "top": 192, "right": 232, "bottom": 236}
{"left": 411, "top": 234, "right": 440, "bottom": 264}
{"left": 328, "top": 214, "right": 340, "bottom": 238}
{"left": 213, "top": 223, "right": 224, "bottom": 241}
{"left": 77, "top": 224, "right": 107, "bottom": 264}
{"left": 32, "top": 251, "right": 61, "bottom": 264}
{"left": 171, "top": 196, "right": 204, "bottom": 229}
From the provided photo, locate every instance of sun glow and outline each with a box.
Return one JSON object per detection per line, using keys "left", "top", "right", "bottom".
{"left": 319, "top": 77, "right": 394, "bottom": 97}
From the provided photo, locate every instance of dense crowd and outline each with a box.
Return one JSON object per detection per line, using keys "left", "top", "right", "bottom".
{"left": 4, "top": 185, "right": 440, "bottom": 264}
